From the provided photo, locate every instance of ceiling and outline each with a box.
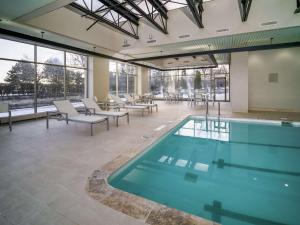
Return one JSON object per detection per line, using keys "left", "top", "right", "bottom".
{"left": 121, "top": 26, "right": 300, "bottom": 59}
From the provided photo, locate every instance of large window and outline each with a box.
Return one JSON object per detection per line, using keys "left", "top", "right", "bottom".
{"left": 109, "top": 61, "right": 137, "bottom": 96}
{"left": 0, "top": 38, "right": 88, "bottom": 111}
{"left": 149, "top": 64, "right": 230, "bottom": 101}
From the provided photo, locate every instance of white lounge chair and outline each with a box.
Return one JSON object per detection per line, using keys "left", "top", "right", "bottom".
{"left": 108, "top": 94, "right": 150, "bottom": 116}
{"left": 123, "top": 94, "right": 158, "bottom": 113}
{"left": 0, "top": 102, "right": 12, "bottom": 131}
{"left": 47, "top": 100, "right": 109, "bottom": 136}
{"left": 82, "top": 98, "right": 129, "bottom": 126}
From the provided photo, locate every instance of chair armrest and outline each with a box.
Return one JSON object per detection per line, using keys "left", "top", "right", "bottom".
{"left": 85, "top": 107, "right": 96, "bottom": 115}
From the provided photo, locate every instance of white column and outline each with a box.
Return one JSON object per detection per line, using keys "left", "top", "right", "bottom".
{"left": 92, "top": 56, "right": 109, "bottom": 101}
{"left": 137, "top": 66, "right": 150, "bottom": 96}
{"left": 230, "top": 52, "right": 249, "bottom": 113}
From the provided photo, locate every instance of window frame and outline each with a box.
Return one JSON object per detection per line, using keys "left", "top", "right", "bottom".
{"left": 109, "top": 60, "right": 138, "bottom": 96}
{"left": 0, "top": 37, "right": 88, "bottom": 112}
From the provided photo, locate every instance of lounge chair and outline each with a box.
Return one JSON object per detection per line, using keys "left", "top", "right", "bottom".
{"left": 47, "top": 100, "right": 109, "bottom": 136}
{"left": 82, "top": 98, "right": 129, "bottom": 126}
{"left": 0, "top": 102, "right": 12, "bottom": 131}
{"left": 123, "top": 94, "right": 158, "bottom": 113}
{"left": 108, "top": 94, "right": 150, "bottom": 116}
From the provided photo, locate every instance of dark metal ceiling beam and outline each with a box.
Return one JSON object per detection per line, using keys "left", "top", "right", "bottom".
{"left": 186, "top": 0, "right": 204, "bottom": 28}
{"left": 147, "top": 0, "right": 168, "bottom": 19}
{"left": 68, "top": 2, "right": 139, "bottom": 39}
{"left": 126, "top": 41, "right": 300, "bottom": 62}
{"left": 238, "top": 0, "right": 252, "bottom": 22}
{"left": 124, "top": 0, "right": 168, "bottom": 34}
{"left": 209, "top": 54, "right": 218, "bottom": 67}
{"left": 98, "top": 0, "right": 139, "bottom": 23}
{"left": 295, "top": 0, "right": 300, "bottom": 13}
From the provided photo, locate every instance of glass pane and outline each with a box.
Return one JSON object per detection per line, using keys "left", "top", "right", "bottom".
{"left": 37, "top": 46, "right": 64, "bottom": 65}
{"left": 66, "top": 68, "right": 85, "bottom": 102}
{"left": 118, "top": 62, "right": 126, "bottom": 74}
{"left": 109, "top": 61, "right": 117, "bottom": 73}
{"left": 37, "top": 64, "right": 65, "bottom": 107}
{"left": 150, "top": 70, "right": 163, "bottom": 98}
{"left": 109, "top": 72, "right": 117, "bottom": 94}
{"left": 0, "top": 60, "right": 34, "bottom": 109}
{"left": 128, "top": 75, "right": 136, "bottom": 94}
{"left": 163, "top": 76, "right": 176, "bottom": 94}
{"left": 0, "top": 38, "right": 34, "bottom": 61}
{"left": 118, "top": 72, "right": 127, "bottom": 95}
{"left": 215, "top": 77, "right": 226, "bottom": 101}
{"left": 66, "top": 52, "right": 87, "bottom": 68}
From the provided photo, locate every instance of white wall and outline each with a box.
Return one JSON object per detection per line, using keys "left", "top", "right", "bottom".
{"left": 248, "top": 47, "right": 300, "bottom": 112}
{"left": 230, "top": 52, "right": 249, "bottom": 112}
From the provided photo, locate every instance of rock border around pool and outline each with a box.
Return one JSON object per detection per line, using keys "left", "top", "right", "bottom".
{"left": 86, "top": 116, "right": 219, "bottom": 225}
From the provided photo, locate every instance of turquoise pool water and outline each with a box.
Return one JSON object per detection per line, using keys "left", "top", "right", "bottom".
{"left": 108, "top": 117, "right": 300, "bottom": 225}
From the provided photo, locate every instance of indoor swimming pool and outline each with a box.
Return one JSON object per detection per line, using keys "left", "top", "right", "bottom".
{"left": 108, "top": 117, "right": 300, "bottom": 225}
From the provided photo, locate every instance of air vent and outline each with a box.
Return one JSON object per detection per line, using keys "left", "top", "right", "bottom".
{"left": 261, "top": 21, "right": 278, "bottom": 26}
{"left": 183, "top": 61, "right": 190, "bottom": 63}
{"left": 216, "top": 28, "right": 229, "bottom": 33}
{"left": 178, "top": 34, "right": 190, "bottom": 39}
{"left": 269, "top": 73, "right": 278, "bottom": 83}
{"left": 147, "top": 40, "right": 156, "bottom": 43}
{"left": 167, "top": 62, "right": 173, "bottom": 65}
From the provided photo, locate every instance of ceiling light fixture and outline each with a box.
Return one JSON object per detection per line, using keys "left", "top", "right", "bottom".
{"left": 122, "top": 39, "right": 130, "bottom": 47}
{"left": 147, "top": 34, "right": 156, "bottom": 43}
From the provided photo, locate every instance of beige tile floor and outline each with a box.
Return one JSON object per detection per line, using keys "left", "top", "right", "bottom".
{"left": 1, "top": 102, "right": 300, "bottom": 225}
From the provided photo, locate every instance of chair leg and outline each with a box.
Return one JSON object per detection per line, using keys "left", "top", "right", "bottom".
{"left": 127, "top": 113, "right": 129, "bottom": 124}
{"left": 106, "top": 118, "right": 109, "bottom": 130}
{"left": 156, "top": 105, "right": 158, "bottom": 112}
{"left": 116, "top": 116, "right": 119, "bottom": 127}
{"left": 8, "top": 111, "right": 12, "bottom": 132}
{"left": 46, "top": 112, "right": 49, "bottom": 129}
{"left": 91, "top": 123, "right": 93, "bottom": 136}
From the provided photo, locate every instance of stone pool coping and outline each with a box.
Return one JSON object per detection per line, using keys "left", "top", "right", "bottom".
{"left": 86, "top": 114, "right": 219, "bottom": 225}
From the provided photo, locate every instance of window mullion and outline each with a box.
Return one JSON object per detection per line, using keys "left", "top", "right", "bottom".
{"left": 34, "top": 45, "right": 37, "bottom": 114}
{"left": 64, "top": 51, "right": 67, "bottom": 100}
